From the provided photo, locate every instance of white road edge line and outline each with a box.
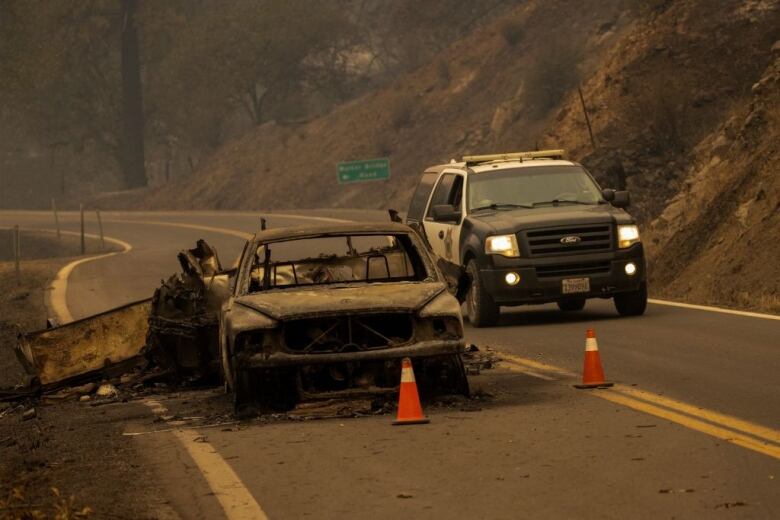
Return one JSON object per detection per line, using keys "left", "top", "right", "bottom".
{"left": 143, "top": 400, "right": 268, "bottom": 520}
{"left": 24, "top": 228, "right": 134, "bottom": 324}
{"left": 648, "top": 298, "right": 780, "bottom": 321}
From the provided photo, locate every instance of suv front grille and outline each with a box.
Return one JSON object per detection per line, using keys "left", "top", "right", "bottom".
{"left": 522, "top": 224, "right": 613, "bottom": 256}
{"left": 283, "top": 313, "right": 413, "bottom": 354}
{"left": 535, "top": 261, "right": 611, "bottom": 279}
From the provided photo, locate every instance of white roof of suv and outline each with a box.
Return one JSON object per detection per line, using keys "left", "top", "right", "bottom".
{"left": 431, "top": 150, "right": 576, "bottom": 175}
{"left": 467, "top": 158, "right": 575, "bottom": 174}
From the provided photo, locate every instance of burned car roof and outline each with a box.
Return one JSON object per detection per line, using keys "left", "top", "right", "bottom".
{"left": 252, "top": 222, "right": 416, "bottom": 243}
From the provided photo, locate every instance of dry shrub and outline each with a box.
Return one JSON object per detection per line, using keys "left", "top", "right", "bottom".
{"left": 524, "top": 40, "right": 583, "bottom": 114}
{"left": 499, "top": 18, "right": 524, "bottom": 46}
{"left": 436, "top": 59, "right": 451, "bottom": 87}
{"left": 390, "top": 95, "right": 414, "bottom": 129}
{"left": 375, "top": 135, "right": 393, "bottom": 156}
{"left": 628, "top": 76, "right": 689, "bottom": 153}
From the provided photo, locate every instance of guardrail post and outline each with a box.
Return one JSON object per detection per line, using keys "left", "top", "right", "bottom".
{"left": 96, "top": 209, "right": 105, "bottom": 251}
{"left": 80, "top": 203, "right": 85, "bottom": 255}
{"left": 13, "top": 224, "right": 20, "bottom": 284}
{"left": 52, "top": 198, "right": 61, "bottom": 239}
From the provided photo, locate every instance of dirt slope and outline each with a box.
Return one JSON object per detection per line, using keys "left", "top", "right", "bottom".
{"left": 643, "top": 53, "right": 780, "bottom": 312}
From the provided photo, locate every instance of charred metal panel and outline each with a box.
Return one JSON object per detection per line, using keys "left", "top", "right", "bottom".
{"left": 16, "top": 300, "right": 151, "bottom": 387}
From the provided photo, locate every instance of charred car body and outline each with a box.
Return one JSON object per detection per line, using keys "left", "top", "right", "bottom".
{"left": 220, "top": 223, "right": 468, "bottom": 409}
{"left": 11, "top": 223, "right": 469, "bottom": 410}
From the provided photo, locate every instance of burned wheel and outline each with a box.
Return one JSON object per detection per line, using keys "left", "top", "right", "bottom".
{"left": 614, "top": 282, "right": 647, "bottom": 316}
{"left": 417, "top": 354, "right": 470, "bottom": 399}
{"left": 232, "top": 368, "right": 298, "bottom": 413}
{"left": 466, "top": 260, "right": 499, "bottom": 327}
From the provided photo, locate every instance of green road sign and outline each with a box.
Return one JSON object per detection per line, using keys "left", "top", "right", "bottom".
{"left": 337, "top": 158, "right": 390, "bottom": 184}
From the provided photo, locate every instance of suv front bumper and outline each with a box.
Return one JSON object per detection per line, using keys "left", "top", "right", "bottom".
{"left": 479, "top": 245, "right": 646, "bottom": 305}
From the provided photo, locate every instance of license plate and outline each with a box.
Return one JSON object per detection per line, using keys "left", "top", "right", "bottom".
{"left": 562, "top": 277, "right": 590, "bottom": 294}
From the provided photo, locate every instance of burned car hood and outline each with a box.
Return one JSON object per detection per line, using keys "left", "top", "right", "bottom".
{"left": 234, "top": 281, "right": 447, "bottom": 320}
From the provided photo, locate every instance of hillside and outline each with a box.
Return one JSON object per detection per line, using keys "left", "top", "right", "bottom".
{"left": 133, "top": 0, "right": 633, "bottom": 210}
{"left": 117, "top": 0, "right": 779, "bottom": 312}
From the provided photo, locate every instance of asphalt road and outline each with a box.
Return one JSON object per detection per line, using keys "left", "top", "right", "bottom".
{"left": 2, "top": 210, "right": 778, "bottom": 519}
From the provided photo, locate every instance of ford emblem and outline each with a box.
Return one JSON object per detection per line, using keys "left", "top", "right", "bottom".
{"left": 560, "top": 235, "right": 581, "bottom": 244}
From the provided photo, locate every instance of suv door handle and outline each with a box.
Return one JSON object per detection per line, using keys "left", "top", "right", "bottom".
{"left": 438, "top": 230, "right": 445, "bottom": 239}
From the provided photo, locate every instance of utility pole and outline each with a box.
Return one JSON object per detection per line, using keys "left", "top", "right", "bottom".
{"left": 120, "top": 0, "right": 147, "bottom": 188}
{"left": 52, "top": 198, "right": 61, "bottom": 239}
{"left": 80, "top": 204, "right": 85, "bottom": 255}
{"left": 13, "top": 225, "right": 21, "bottom": 284}
{"left": 577, "top": 86, "right": 597, "bottom": 150}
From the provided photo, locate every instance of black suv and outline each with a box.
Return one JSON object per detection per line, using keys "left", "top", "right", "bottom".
{"left": 405, "top": 150, "right": 647, "bottom": 327}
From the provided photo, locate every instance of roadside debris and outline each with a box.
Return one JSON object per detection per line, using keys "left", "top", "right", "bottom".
{"left": 286, "top": 398, "right": 376, "bottom": 420}
{"left": 21, "top": 407, "right": 36, "bottom": 421}
{"left": 461, "top": 344, "right": 499, "bottom": 375}
{"left": 14, "top": 299, "right": 151, "bottom": 392}
{"left": 715, "top": 501, "right": 747, "bottom": 509}
{"left": 96, "top": 384, "right": 119, "bottom": 399}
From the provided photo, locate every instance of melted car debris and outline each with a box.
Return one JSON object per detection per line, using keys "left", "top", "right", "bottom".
{"left": 461, "top": 344, "right": 500, "bottom": 375}
{"left": 4, "top": 223, "right": 479, "bottom": 413}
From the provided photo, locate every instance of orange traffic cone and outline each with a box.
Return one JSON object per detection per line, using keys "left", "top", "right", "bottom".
{"left": 393, "top": 358, "right": 430, "bottom": 425}
{"left": 574, "top": 328, "right": 614, "bottom": 389}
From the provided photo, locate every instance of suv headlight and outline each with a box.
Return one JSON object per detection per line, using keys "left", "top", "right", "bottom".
{"left": 618, "top": 224, "right": 640, "bottom": 248}
{"left": 485, "top": 234, "right": 520, "bottom": 257}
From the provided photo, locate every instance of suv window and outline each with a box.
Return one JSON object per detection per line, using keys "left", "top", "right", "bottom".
{"left": 426, "top": 174, "right": 463, "bottom": 218}
{"left": 407, "top": 172, "right": 438, "bottom": 222}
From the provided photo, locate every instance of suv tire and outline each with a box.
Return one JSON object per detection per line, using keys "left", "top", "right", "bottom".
{"left": 614, "top": 282, "right": 647, "bottom": 316}
{"left": 466, "top": 260, "right": 500, "bottom": 327}
{"left": 558, "top": 298, "right": 586, "bottom": 312}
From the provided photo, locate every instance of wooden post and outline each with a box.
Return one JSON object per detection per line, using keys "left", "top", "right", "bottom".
{"left": 13, "top": 225, "right": 20, "bottom": 284}
{"left": 80, "top": 204, "right": 85, "bottom": 255}
{"left": 52, "top": 198, "right": 61, "bottom": 239}
{"left": 96, "top": 209, "right": 105, "bottom": 251}
{"left": 578, "top": 86, "right": 597, "bottom": 150}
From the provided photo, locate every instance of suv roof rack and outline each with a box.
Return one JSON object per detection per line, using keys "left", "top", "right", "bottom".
{"left": 462, "top": 149, "right": 565, "bottom": 166}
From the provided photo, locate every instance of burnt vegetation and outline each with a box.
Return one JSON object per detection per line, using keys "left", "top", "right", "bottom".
{"left": 0, "top": 0, "right": 511, "bottom": 208}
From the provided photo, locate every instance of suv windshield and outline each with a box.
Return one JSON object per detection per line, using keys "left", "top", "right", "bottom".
{"left": 468, "top": 165, "right": 603, "bottom": 211}
{"left": 246, "top": 234, "right": 429, "bottom": 292}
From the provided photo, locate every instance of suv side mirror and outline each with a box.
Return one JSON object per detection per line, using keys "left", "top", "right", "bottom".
{"left": 602, "top": 188, "right": 630, "bottom": 208}
{"left": 431, "top": 204, "right": 460, "bottom": 223}
{"left": 612, "top": 190, "right": 630, "bottom": 208}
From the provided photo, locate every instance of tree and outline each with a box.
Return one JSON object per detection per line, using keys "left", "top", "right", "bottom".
{"left": 120, "top": 0, "right": 146, "bottom": 188}
{"left": 0, "top": 0, "right": 147, "bottom": 189}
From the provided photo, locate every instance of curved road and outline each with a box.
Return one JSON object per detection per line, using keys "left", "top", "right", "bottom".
{"left": 1, "top": 210, "right": 778, "bottom": 519}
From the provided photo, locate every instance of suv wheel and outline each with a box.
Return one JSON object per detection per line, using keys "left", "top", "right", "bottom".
{"left": 466, "top": 260, "right": 500, "bottom": 327}
{"left": 557, "top": 298, "right": 586, "bottom": 312}
{"left": 614, "top": 282, "right": 647, "bottom": 316}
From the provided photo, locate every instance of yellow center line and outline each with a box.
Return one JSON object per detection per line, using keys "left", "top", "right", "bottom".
{"left": 597, "top": 392, "right": 780, "bottom": 460}
{"left": 498, "top": 351, "right": 576, "bottom": 377}
{"left": 497, "top": 351, "right": 780, "bottom": 459}
{"left": 499, "top": 359, "right": 557, "bottom": 381}
{"left": 612, "top": 385, "right": 780, "bottom": 445}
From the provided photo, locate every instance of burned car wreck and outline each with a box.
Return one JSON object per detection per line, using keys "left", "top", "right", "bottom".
{"left": 221, "top": 223, "right": 469, "bottom": 410}
{"left": 9, "top": 223, "right": 469, "bottom": 411}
